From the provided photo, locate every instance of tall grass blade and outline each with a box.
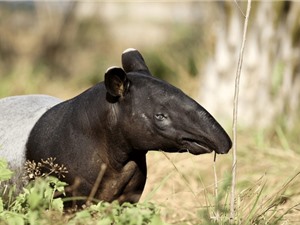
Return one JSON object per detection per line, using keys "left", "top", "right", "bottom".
{"left": 275, "top": 126, "right": 291, "bottom": 151}
{"left": 230, "top": 0, "right": 252, "bottom": 222}
{"left": 143, "top": 171, "right": 172, "bottom": 203}
{"left": 243, "top": 181, "right": 266, "bottom": 224}
{"left": 162, "top": 152, "right": 200, "bottom": 204}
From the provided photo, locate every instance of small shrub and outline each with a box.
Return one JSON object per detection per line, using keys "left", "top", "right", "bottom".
{"left": 0, "top": 159, "right": 166, "bottom": 224}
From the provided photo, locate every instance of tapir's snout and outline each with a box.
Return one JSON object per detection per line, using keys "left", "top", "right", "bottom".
{"left": 180, "top": 103, "right": 232, "bottom": 155}
{"left": 198, "top": 110, "right": 232, "bottom": 155}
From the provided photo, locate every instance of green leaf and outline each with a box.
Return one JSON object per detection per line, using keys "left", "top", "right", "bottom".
{"left": 27, "top": 210, "right": 39, "bottom": 225}
{"left": 96, "top": 218, "right": 112, "bottom": 225}
{"left": 149, "top": 215, "right": 166, "bottom": 225}
{"left": 27, "top": 190, "right": 42, "bottom": 210}
{"left": 51, "top": 198, "right": 64, "bottom": 212}
{"left": 1, "top": 212, "right": 25, "bottom": 225}
{"left": 0, "top": 159, "right": 14, "bottom": 181}
{"left": 72, "top": 210, "right": 92, "bottom": 221}
{"left": 46, "top": 176, "right": 67, "bottom": 194}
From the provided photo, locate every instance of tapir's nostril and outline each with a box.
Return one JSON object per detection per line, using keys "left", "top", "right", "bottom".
{"left": 218, "top": 138, "right": 232, "bottom": 154}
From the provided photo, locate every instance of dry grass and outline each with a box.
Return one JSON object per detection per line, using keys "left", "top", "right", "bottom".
{"left": 141, "top": 131, "right": 300, "bottom": 224}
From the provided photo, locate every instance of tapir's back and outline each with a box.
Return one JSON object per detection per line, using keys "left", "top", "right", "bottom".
{"left": 25, "top": 97, "right": 76, "bottom": 161}
{"left": 0, "top": 95, "right": 61, "bottom": 170}
{"left": 0, "top": 95, "right": 61, "bottom": 192}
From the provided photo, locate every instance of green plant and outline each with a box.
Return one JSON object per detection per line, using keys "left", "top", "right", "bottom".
{"left": 0, "top": 159, "right": 166, "bottom": 224}
{"left": 68, "top": 201, "right": 165, "bottom": 225}
{"left": 0, "top": 170, "right": 66, "bottom": 224}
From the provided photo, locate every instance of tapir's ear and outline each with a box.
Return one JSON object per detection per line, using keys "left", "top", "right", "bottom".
{"left": 122, "top": 48, "right": 152, "bottom": 76}
{"left": 105, "top": 67, "right": 129, "bottom": 97}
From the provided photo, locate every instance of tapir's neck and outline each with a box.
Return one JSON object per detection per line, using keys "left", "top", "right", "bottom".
{"left": 73, "top": 84, "right": 140, "bottom": 171}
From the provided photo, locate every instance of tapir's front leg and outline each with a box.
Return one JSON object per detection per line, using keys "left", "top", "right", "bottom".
{"left": 116, "top": 160, "right": 147, "bottom": 203}
{"left": 97, "top": 156, "right": 147, "bottom": 204}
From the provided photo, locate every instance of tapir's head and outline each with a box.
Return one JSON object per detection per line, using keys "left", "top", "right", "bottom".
{"left": 104, "top": 48, "right": 232, "bottom": 155}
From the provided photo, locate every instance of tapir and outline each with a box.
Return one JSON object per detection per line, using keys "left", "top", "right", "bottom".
{"left": 0, "top": 48, "right": 232, "bottom": 205}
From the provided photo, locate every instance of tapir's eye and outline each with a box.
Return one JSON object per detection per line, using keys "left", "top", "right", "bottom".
{"left": 155, "top": 113, "right": 167, "bottom": 121}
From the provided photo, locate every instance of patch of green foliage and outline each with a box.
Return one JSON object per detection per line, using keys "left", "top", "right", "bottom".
{"left": 0, "top": 159, "right": 166, "bottom": 225}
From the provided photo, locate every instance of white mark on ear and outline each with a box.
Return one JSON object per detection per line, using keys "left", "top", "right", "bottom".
{"left": 123, "top": 48, "right": 137, "bottom": 54}
{"left": 105, "top": 66, "right": 119, "bottom": 73}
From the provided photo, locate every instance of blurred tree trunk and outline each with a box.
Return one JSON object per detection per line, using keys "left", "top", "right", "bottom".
{"left": 199, "top": 1, "right": 300, "bottom": 130}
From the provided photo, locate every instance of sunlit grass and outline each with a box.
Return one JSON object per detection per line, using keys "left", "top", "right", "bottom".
{"left": 143, "top": 129, "right": 300, "bottom": 224}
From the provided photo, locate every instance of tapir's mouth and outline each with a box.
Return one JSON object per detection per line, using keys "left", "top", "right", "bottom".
{"left": 181, "top": 138, "right": 216, "bottom": 155}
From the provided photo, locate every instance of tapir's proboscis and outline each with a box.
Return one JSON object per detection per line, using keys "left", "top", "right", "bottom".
{"left": 0, "top": 48, "right": 232, "bottom": 206}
